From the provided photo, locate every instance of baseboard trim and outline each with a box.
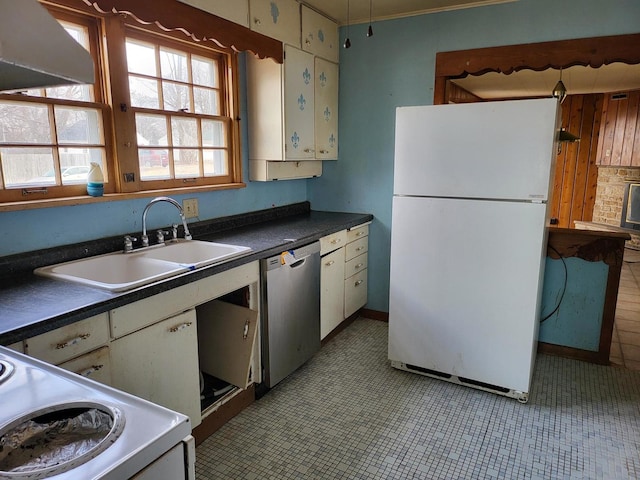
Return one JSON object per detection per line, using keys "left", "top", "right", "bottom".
{"left": 361, "top": 308, "right": 388, "bottom": 322}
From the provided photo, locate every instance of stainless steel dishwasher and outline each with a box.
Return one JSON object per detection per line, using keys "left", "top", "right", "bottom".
{"left": 261, "top": 241, "right": 321, "bottom": 388}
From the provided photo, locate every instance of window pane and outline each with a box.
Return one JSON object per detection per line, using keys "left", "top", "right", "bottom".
{"left": 171, "top": 117, "right": 198, "bottom": 147}
{"left": 55, "top": 107, "right": 102, "bottom": 144}
{"left": 203, "top": 149, "right": 227, "bottom": 176}
{"left": 129, "top": 76, "right": 160, "bottom": 109}
{"left": 46, "top": 84, "right": 92, "bottom": 102}
{"left": 162, "top": 81, "right": 190, "bottom": 111}
{"left": 126, "top": 39, "right": 157, "bottom": 76}
{"left": 194, "top": 87, "right": 219, "bottom": 115}
{"left": 201, "top": 120, "right": 226, "bottom": 147}
{"left": 0, "top": 102, "right": 51, "bottom": 143}
{"left": 59, "top": 148, "right": 105, "bottom": 185}
{"left": 135, "top": 114, "right": 168, "bottom": 147}
{"left": 1, "top": 147, "right": 55, "bottom": 187}
{"left": 139, "top": 148, "right": 169, "bottom": 180}
{"left": 192, "top": 56, "right": 217, "bottom": 87}
{"left": 174, "top": 149, "right": 200, "bottom": 178}
{"left": 160, "top": 48, "right": 188, "bottom": 82}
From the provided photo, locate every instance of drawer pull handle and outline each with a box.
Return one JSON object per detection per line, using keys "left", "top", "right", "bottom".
{"left": 331, "top": 238, "right": 341, "bottom": 244}
{"left": 325, "top": 260, "right": 335, "bottom": 266}
{"left": 355, "top": 231, "right": 365, "bottom": 236}
{"left": 355, "top": 279, "right": 364, "bottom": 287}
{"left": 169, "top": 321, "right": 192, "bottom": 333}
{"left": 243, "top": 320, "right": 250, "bottom": 340}
{"left": 77, "top": 365, "right": 104, "bottom": 377}
{"left": 355, "top": 247, "right": 364, "bottom": 252}
{"left": 56, "top": 333, "right": 90, "bottom": 350}
{"left": 355, "top": 263, "right": 364, "bottom": 269}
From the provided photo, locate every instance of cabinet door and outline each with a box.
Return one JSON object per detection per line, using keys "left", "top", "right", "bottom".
{"left": 197, "top": 300, "right": 258, "bottom": 389}
{"left": 345, "top": 269, "right": 368, "bottom": 318}
{"left": 111, "top": 309, "right": 201, "bottom": 427}
{"left": 315, "top": 58, "right": 338, "bottom": 160}
{"left": 321, "top": 248, "right": 345, "bottom": 339}
{"left": 302, "top": 6, "right": 339, "bottom": 62}
{"left": 284, "top": 45, "right": 315, "bottom": 160}
{"left": 250, "top": 0, "right": 300, "bottom": 46}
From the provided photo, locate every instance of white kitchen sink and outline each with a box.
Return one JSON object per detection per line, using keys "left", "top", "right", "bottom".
{"left": 34, "top": 240, "right": 252, "bottom": 292}
{"left": 139, "top": 240, "right": 252, "bottom": 269}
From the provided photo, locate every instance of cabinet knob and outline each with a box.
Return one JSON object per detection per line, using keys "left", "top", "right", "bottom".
{"left": 354, "top": 279, "right": 364, "bottom": 287}
{"left": 169, "top": 321, "right": 192, "bottom": 333}
{"left": 77, "top": 365, "right": 104, "bottom": 378}
{"left": 56, "top": 333, "right": 90, "bottom": 350}
{"left": 253, "top": 17, "right": 261, "bottom": 25}
{"left": 355, "top": 263, "right": 364, "bottom": 269}
{"left": 325, "top": 260, "right": 335, "bottom": 266}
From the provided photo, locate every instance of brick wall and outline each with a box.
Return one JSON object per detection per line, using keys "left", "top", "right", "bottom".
{"left": 593, "top": 166, "right": 640, "bottom": 248}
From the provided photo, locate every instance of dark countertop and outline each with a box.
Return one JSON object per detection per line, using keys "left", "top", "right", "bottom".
{"left": 0, "top": 203, "right": 372, "bottom": 345}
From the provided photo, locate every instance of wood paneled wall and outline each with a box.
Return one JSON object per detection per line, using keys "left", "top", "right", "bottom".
{"left": 596, "top": 90, "right": 640, "bottom": 166}
{"left": 549, "top": 94, "right": 603, "bottom": 229}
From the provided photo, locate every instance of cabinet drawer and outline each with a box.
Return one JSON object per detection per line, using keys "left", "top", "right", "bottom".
{"left": 347, "top": 224, "right": 369, "bottom": 243}
{"left": 345, "top": 236, "right": 368, "bottom": 261}
{"left": 7, "top": 342, "right": 23, "bottom": 353}
{"left": 320, "top": 230, "right": 347, "bottom": 255}
{"left": 58, "top": 346, "right": 112, "bottom": 386}
{"left": 26, "top": 313, "right": 109, "bottom": 365}
{"left": 344, "top": 270, "right": 367, "bottom": 318}
{"left": 344, "top": 253, "right": 368, "bottom": 279}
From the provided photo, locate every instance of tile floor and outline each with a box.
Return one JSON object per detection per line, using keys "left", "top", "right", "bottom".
{"left": 610, "top": 248, "right": 640, "bottom": 370}
{"left": 196, "top": 318, "right": 640, "bottom": 479}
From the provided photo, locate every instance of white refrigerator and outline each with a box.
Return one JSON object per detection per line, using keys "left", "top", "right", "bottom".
{"left": 388, "top": 98, "right": 559, "bottom": 402}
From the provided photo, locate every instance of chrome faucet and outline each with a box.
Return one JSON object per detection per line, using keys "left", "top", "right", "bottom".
{"left": 141, "top": 196, "right": 192, "bottom": 247}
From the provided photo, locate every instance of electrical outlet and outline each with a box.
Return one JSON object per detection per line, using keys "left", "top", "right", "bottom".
{"left": 183, "top": 198, "right": 199, "bottom": 218}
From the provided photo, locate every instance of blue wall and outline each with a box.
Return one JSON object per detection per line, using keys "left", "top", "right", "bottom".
{"left": 3, "top": 1, "right": 640, "bottom": 315}
{"left": 308, "top": 0, "right": 640, "bottom": 311}
{"left": 0, "top": 55, "right": 309, "bottom": 256}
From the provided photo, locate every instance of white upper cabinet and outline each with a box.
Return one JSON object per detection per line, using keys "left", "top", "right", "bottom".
{"left": 284, "top": 46, "right": 315, "bottom": 159}
{"left": 249, "top": 0, "right": 301, "bottom": 47}
{"left": 177, "top": 0, "right": 249, "bottom": 27}
{"left": 247, "top": 45, "right": 315, "bottom": 163}
{"left": 301, "top": 6, "right": 339, "bottom": 62}
{"left": 314, "top": 57, "right": 338, "bottom": 160}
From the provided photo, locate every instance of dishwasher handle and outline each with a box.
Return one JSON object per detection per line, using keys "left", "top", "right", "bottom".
{"left": 289, "top": 258, "right": 307, "bottom": 269}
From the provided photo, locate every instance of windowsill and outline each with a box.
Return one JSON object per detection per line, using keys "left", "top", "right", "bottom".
{"left": 0, "top": 182, "right": 247, "bottom": 212}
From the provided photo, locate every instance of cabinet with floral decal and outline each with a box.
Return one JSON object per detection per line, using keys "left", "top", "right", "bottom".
{"left": 315, "top": 57, "right": 338, "bottom": 160}
{"left": 249, "top": 0, "right": 301, "bottom": 47}
{"left": 247, "top": 44, "right": 325, "bottom": 180}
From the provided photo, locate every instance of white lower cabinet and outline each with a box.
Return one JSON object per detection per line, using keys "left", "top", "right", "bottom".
{"left": 110, "top": 309, "right": 201, "bottom": 428}
{"left": 24, "top": 313, "right": 112, "bottom": 386}
{"left": 344, "top": 224, "right": 369, "bottom": 318}
{"left": 319, "top": 223, "right": 369, "bottom": 339}
{"left": 320, "top": 247, "right": 345, "bottom": 339}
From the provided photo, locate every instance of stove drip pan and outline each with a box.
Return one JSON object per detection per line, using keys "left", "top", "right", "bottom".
{"left": 0, "top": 361, "right": 14, "bottom": 386}
{"left": 0, "top": 402, "right": 124, "bottom": 479}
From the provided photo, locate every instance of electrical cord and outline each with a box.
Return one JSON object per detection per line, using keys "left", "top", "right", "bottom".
{"left": 540, "top": 243, "right": 567, "bottom": 324}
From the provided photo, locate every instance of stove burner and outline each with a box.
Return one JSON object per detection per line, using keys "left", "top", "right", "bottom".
{"left": 0, "top": 360, "right": 14, "bottom": 385}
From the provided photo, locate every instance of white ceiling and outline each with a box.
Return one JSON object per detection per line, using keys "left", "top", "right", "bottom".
{"left": 300, "top": 0, "right": 640, "bottom": 98}
{"left": 452, "top": 63, "right": 640, "bottom": 99}
{"left": 300, "top": 0, "right": 516, "bottom": 24}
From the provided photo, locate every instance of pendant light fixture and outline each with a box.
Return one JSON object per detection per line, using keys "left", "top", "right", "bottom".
{"left": 367, "top": 0, "right": 374, "bottom": 37}
{"left": 343, "top": 0, "right": 351, "bottom": 48}
{"left": 552, "top": 68, "right": 567, "bottom": 103}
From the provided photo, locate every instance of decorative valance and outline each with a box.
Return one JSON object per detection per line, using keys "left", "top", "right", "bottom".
{"left": 46, "top": 0, "right": 284, "bottom": 62}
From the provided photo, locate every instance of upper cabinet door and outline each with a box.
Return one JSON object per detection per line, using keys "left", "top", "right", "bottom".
{"left": 178, "top": 0, "right": 249, "bottom": 27}
{"left": 301, "top": 6, "right": 339, "bottom": 62}
{"left": 250, "top": 0, "right": 301, "bottom": 47}
{"left": 284, "top": 46, "right": 315, "bottom": 160}
{"left": 315, "top": 58, "right": 338, "bottom": 160}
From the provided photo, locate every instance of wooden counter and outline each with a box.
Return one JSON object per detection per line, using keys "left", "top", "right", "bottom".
{"left": 538, "top": 227, "right": 630, "bottom": 364}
